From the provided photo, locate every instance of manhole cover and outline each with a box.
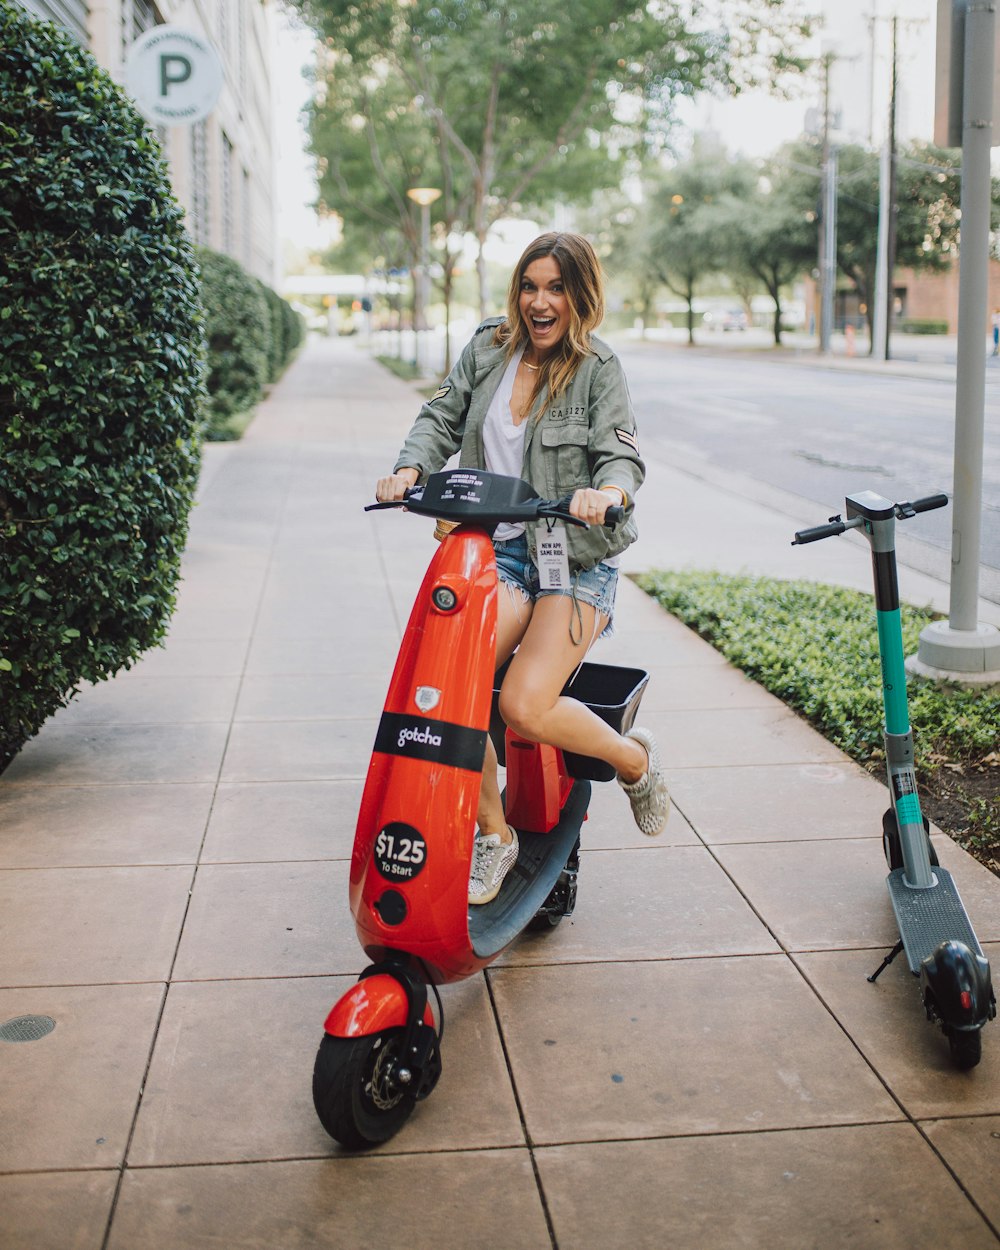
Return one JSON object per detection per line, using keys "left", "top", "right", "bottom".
{"left": 0, "top": 1015, "right": 56, "bottom": 1043}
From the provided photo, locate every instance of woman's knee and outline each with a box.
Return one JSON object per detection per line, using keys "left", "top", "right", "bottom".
{"left": 497, "top": 683, "right": 548, "bottom": 741}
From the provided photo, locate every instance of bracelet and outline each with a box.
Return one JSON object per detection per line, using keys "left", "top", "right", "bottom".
{"left": 600, "top": 485, "right": 627, "bottom": 508}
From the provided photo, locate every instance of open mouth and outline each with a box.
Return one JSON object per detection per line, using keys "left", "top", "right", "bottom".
{"left": 531, "top": 316, "right": 556, "bottom": 333}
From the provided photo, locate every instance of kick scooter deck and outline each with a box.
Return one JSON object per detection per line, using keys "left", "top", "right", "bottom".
{"left": 887, "top": 867, "right": 985, "bottom": 972}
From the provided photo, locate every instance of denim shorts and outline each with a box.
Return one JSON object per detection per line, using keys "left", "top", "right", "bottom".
{"left": 494, "top": 532, "right": 618, "bottom": 627}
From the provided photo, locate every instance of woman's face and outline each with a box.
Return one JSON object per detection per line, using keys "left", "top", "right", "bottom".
{"left": 518, "top": 255, "right": 571, "bottom": 357}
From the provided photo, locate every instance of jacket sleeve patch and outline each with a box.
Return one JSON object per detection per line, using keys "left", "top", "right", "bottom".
{"left": 615, "top": 428, "right": 639, "bottom": 453}
{"left": 431, "top": 384, "right": 452, "bottom": 402}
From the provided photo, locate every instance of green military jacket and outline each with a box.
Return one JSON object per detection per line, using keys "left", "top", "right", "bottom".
{"left": 393, "top": 319, "right": 645, "bottom": 573}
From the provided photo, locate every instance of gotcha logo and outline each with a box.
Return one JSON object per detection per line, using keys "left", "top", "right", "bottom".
{"left": 397, "top": 724, "right": 443, "bottom": 750}
{"left": 374, "top": 712, "right": 488, "bottom": 773}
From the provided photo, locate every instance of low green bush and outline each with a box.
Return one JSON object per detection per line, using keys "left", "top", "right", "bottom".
{"left": 0, "top": 1, "right": 204, "bottom": 770}
{"left": 636, "top": 571, "right": 1000, "bottom": 854}
{"left": 899, "top": 318, "right": 949, "bottom": 336}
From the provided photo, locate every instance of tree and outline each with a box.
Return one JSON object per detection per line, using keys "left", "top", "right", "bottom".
{"left": 712, "top": 158, "right": 819, "bottom": 345}
{"left": 644, "top": 139, "right": 756, "bottom": 344}
{"left": 772, "top": 140, "right": 970, "bottom": 350}
{"left": 292, "top": 0, "right": 813, "bottom": 314}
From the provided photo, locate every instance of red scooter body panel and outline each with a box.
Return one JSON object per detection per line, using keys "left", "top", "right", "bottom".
{"left": 323, "top": 974, "right": 435, "bottom": 1037}
{"left": 351, "top": 527, "right": 498, "bottom": 981}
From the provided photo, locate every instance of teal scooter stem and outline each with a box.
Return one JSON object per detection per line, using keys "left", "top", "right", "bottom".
{"left": 793, "top": 490, "right": 995, "bottom": 1070}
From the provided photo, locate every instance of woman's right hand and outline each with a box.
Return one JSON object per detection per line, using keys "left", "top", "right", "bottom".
{"left": 375, "top": 467, "right": 420, "bottom": 502}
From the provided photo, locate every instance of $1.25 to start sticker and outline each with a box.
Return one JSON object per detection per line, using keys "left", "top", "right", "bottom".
{"left": 374, "top": 822, "right": 427, "bottom": 881}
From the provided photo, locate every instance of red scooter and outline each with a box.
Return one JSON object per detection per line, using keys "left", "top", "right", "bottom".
{"left": 312, "top": 469, "right": 648, "bottom": 1149}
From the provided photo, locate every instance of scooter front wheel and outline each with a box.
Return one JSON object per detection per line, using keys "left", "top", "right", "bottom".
{"left": 312, "top": 1029, "right": 416, "bottom": 1149}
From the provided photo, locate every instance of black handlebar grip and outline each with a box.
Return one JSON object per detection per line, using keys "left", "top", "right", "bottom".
{"left": 792, "top": 521, "right": 847, "bottom": 545}
{"left": 604, "top": 505, "right": 624, "bottom": 527}
{"left": 908, "top": 492, "right": 949, "bottom": 514}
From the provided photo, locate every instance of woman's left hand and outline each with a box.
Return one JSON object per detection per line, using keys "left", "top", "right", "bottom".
{"left": 569, "top": 487, "right": 620, "bottom": 525}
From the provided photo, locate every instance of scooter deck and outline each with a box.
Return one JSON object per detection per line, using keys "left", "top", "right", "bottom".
{"left": 468, "top": 778, "right": 591, "bottom": 961}
{"left": 887, "top": 866, "right": 985, "bottom": 973}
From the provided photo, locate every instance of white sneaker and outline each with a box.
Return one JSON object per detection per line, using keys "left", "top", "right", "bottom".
{"left": 618, "top": 727, "right": 670, "bottom": 836}
{"left": 468, "top": 827, "right": 519, "bottom": 905}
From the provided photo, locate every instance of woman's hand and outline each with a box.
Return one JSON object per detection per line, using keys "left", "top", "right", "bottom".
{"left": 375, "top": 467, "right": 420, "bottom": 502}
{"left": 568, "top": 486, "right": 623, "bottom": 525}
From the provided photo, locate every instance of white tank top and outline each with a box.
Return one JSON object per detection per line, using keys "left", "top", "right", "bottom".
{"left": 483, "top": 349, "right": 528, "bottom": 543}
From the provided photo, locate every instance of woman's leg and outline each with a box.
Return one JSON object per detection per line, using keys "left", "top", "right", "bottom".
{"left": 475, "top": 583, "right": 535, "bottom": 839}
{"left": 497, "top": 595, "right": 648, "bottom": 782}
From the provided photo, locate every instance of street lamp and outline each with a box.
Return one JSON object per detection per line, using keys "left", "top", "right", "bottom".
{"left": 407, "top": 186, "right": 441, "bottom": 374}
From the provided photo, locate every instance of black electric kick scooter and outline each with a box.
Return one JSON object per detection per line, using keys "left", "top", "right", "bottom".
{"left": 793, "top": 490, "right": 995, "bottom": 1069}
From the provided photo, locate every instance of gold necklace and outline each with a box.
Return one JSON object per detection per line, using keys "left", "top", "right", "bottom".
{"left": 523, "top": 359, "right": 539, "bottom": 371}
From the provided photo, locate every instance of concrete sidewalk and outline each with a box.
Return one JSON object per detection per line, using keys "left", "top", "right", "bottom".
{"left": 2, "top": 334, "right": 1000, "bottom": 1249}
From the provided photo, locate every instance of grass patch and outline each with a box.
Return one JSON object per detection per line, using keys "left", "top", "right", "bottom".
{"left": 636, "top": 570, "right": 1000, "bottom": 871}
{"left": 376, "top": 353, "right": 421, "bottom": 381}
{"left": 204, "top": 406, "right": 257, "bottom": 442}
{"left": 375, "top": 355, "right": 442, "bottom": 399}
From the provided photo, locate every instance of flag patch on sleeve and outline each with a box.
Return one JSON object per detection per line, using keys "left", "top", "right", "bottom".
{"left": 431, "top": 384, "right": 451, "bottom": 402}
{"left": 615, "top": 428, "right": 639, "bottom": 453}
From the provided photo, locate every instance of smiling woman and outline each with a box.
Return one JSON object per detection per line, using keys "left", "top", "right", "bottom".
{"left": 374, "top": 230, "right": 670, "bottom": 906}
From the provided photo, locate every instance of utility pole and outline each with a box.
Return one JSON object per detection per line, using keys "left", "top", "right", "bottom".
{"left": 883, "top": 16, "right": 899, "bottom": 360}
{"left": 912, "top": 0, "right": 1000, "bottom": 681}
{"left": 818, "top": 52, "right": 836, "bottom": 355}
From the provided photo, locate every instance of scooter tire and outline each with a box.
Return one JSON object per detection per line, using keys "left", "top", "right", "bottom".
{"left": 947, "top": 1029, "right": 983, "bottom": 1071}
{"left": 312, "top": 1029, "right": 416, "bottom": 1150}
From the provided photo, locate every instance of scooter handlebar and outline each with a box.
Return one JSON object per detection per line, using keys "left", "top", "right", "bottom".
{"left": 791, "top": 520, "right": 848, "bottom": 545}
{"left": 903, "top": 492, "right": 949, "bottom": 516}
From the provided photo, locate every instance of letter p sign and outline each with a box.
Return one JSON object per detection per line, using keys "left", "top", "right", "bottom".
{"left": 160, "top": 53, "right": 193, "bottom": 98}
{"left": 126, "top": 25, "right": 223, "bottom": 126}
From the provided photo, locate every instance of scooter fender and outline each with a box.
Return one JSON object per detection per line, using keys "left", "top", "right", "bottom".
{"left": 323, "top": 973, "right": 435, "bottom": 1038}
{"left": 920, "top": 940, "right": 996, "bottom": 1031}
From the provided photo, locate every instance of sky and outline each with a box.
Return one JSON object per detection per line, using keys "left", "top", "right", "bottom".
{"left": 272, "top": 0, "right": 940, "bottom": 263}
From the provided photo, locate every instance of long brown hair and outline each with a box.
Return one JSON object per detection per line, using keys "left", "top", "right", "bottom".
{"left": 493, "top": 232, "right": 606, "bottom": 409}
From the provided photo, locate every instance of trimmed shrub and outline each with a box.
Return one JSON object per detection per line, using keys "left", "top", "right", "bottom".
{"left": 196, "top": 247, "right": 270, "bottom": 438}
{"left": 899, "top": 318, "right": 949, "bottom": 336}
{"left": 0, "top": 2, "right": 205, "bottom": 770}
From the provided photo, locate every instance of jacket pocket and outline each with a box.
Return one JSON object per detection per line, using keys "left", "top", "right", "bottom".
{"left": 540, "top": 423, "right": 590, "bottom": 495}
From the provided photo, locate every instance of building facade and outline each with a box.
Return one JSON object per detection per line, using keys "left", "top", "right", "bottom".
{"left": 17, "top": 0, "right": 277, "bottom": 284}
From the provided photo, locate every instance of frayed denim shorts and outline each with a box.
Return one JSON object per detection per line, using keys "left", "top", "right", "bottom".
{"left": 494, "top": 532, "right": 618, "bottom": 634}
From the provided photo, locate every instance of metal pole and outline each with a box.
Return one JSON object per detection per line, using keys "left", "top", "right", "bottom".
{"left": 872, "top": 140, "right": 890, "bottom": 360}
{"left": 950, "top": 0, "right": 992, "bottom": 629}
{"left": 912, "top": 0, "right": 1000, "bottom": 680}
{"left": 818, "top": 53, "right": 833, "bottom": 354}
{"left": 822, "top": 146, "right": 838, "bottom": 351}
{"left": 883, "top": 18, "right": 900, "bottom": 360}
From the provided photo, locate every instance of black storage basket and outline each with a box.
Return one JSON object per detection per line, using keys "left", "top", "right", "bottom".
{"left": 490, "top": 660, "right": 649, "bottom": 782}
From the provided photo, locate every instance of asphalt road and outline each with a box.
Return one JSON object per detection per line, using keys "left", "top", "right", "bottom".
{"left": 615, "top": 339, "right": 1000, "bottom": 584}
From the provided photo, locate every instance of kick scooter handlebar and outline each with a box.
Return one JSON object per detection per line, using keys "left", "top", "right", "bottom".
{"left": 790, "top": 492, "right": 948, "bottom": 545}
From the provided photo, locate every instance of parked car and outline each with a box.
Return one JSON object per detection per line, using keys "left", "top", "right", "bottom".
{"left": 704, "top": 308, "right": 748, "bottom": 332}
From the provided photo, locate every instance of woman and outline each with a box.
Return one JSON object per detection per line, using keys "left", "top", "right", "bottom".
{"left": 375, "top": 232, "right": 668, "bottom": 905}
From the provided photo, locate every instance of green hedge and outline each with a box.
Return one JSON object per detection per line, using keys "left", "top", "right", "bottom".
{"left": 196, "top": 250, "right": 304, "bottom": 438}
{"left": 899, "top": 318, "right": 949, "bottom": 336}
{"left": 0, "top": 1, "right": 205, "bottom": 770}
{"left": 196, "top": 247, "right": 270, "bottom": 439}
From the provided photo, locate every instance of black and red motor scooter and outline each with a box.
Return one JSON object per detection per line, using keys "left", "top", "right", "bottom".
{"left": 312, "top": 469, "right": 648, "bottom": 1148}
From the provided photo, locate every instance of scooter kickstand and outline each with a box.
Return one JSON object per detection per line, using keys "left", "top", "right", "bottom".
{"left": 868, "top": 940, "right": 905, "bottom": 984}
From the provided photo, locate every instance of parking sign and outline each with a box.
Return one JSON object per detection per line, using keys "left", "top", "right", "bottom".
{"left": 125, "top": 25, "right": 223, "bottom": 126}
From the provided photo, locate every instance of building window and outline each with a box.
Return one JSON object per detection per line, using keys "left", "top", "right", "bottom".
{"left": 190, "top": 119, "right": 210, "bottom": 246}
{"left": 121, "top": 0, "right": 158, "bottom": 56}
{"left": 243, "top": 167, "right": 252, "bottom": 268}
{"left": 16, "top": 1, "right": 87, "bottom": 45}
{"left": 221, "top": 131, "right": 235, "bottom": 256}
